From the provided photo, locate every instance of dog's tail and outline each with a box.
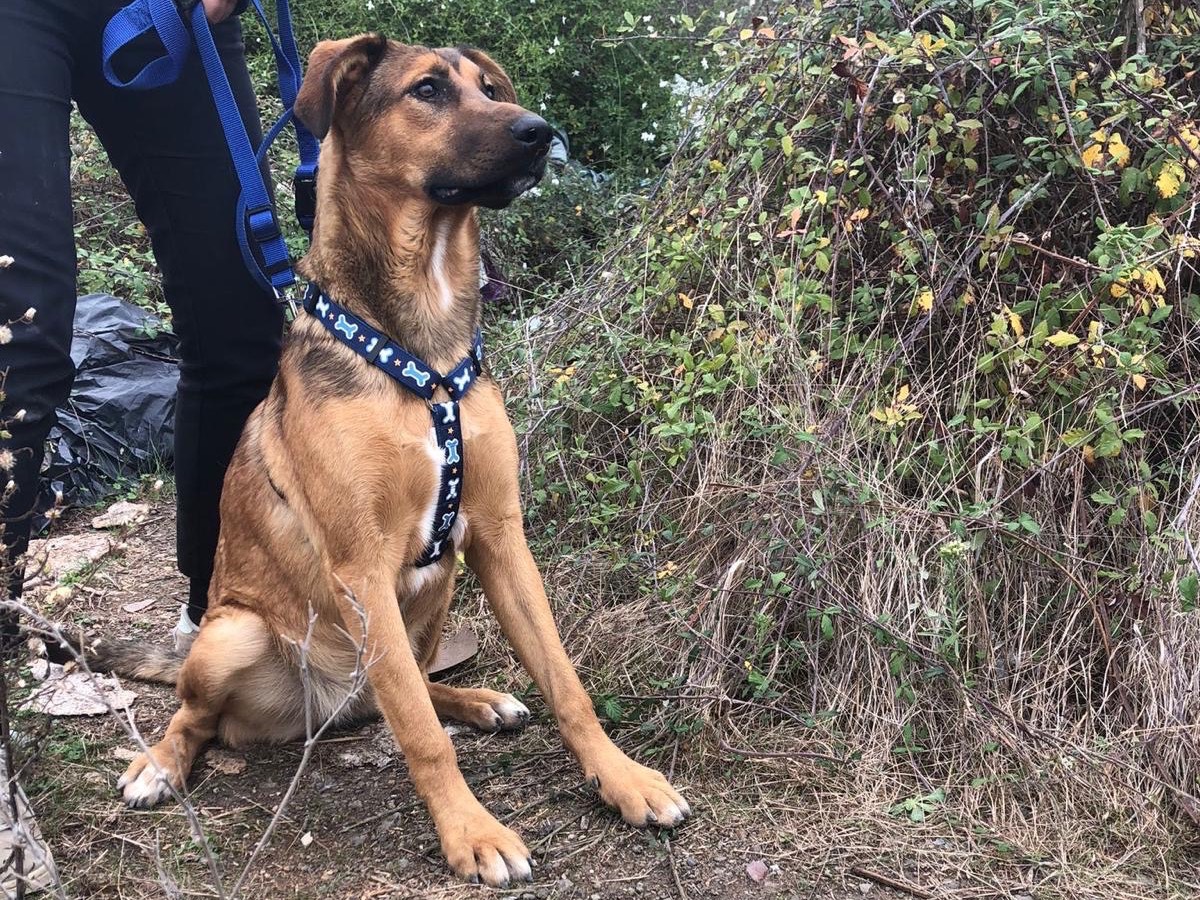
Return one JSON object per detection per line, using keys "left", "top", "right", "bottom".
{"left": 46, "top": 630, "right": 184, "bottom": 686}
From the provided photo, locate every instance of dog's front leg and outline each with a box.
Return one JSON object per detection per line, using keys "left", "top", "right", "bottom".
{"left": 333, "top": 569, "right": 532, "bottom": 886}
{"left": 466, "top": 521, "right": 691, "bottom": 828}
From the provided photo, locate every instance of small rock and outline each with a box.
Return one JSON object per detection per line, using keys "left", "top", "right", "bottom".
{"left": 21, "top": 662, "right": 136, "bottom": 716}
{"left": 92, "top": 500, "right": 150, "bottom": 530}
{"left": 300, "top": 831, "right": 313, "bottom": 847}
{"left": 111, "top": 747, "right": 138, "bottom": 762}
{"left": 858, "top": 883, "right": 873, "bottom": 895}
{"left": 23, "top": 533, "right": 115, "bottom": 589}
{"left": 746, "top": 860, "right": 769, "bottom": 884}
{"left": 556, "top": 876, "right": 574, "bottom": 892}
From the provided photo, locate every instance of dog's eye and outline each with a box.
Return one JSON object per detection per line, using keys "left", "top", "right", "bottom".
{"left": 412, "top": 80, "right": 439, "bottom": 101}
{"left": 482, "top": 83, "right": 497, "bottom": 100}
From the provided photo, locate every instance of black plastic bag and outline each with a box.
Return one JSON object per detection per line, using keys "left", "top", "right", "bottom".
{"left": 40, "top": 293, "right": 179, "bottom": 511}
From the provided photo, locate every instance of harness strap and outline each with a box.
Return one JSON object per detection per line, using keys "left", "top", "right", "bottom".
{"left": 303, "top": 286, "right": 483, "bottom": 567}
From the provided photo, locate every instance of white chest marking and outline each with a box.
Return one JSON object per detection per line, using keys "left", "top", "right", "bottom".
{"left": 429, "top": 219, "right": 454, "bottom": 312}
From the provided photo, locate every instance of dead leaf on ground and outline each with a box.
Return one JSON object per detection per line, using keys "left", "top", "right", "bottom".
{"left": 205, "top": 749, "right": 247, "bottom": 776}
{"left": 122, "top": 597, "right": 159, "bottom": 614}
{"left": 336, "top": 748, "right": 393, "bottom": 770}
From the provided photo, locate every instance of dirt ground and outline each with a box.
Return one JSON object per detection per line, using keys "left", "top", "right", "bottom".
{"left": 13, "top": 500, "right": 972, "bottom": 899}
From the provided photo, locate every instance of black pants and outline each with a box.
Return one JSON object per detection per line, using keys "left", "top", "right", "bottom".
{"left": 0, "top": 0, "right": 283, "bottom": 632}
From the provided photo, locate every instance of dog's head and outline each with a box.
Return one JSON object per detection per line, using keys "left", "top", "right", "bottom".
{"left": 295, "top": 35, "right": 549, "bottom": 210}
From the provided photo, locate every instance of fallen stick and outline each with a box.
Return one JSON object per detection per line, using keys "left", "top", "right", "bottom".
{"left": 849, "top": 866, "right": 934, "bottom": 899}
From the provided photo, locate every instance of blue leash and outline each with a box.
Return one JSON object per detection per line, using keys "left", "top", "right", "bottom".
{"left": 102, "top": 0, "right": 318, "bottom": 304}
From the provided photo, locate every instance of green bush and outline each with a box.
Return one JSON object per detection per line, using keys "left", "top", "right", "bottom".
{"left": 514, "top": 0, "right": 1200, "bottom": 887}
{"left": 257, "top": 0, "right": 710, "bottom": 172}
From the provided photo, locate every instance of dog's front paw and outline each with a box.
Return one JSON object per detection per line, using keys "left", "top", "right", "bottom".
{"left": 438, "top": 804, "right": 532, "bottom": 887}
{"left": 117, "top": 749, "right": 185, "bottom": 808}
{"left": 586, "top": 753, "right": 691, "bottom": 828}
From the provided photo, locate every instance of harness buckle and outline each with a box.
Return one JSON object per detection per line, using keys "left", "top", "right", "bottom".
{"left": 293, "top": 170, "right": 318, "bottom": 233}
{"left": 246, "top": 204, "right": 283, "bottom": 245}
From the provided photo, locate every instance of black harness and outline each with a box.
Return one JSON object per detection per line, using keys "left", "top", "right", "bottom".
{"left": 303, "top": 285, "right": 483, "bottom": 567}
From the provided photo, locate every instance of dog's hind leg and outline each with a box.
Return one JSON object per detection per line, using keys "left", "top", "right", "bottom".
{"left": 409, "top": 575, "right": 530, "bottom": 733}
{"left": 118, "top": 609, "right": 271, "bottom": 808}
{"left": 425, "top": 680, "right": 530, "bottom": 732}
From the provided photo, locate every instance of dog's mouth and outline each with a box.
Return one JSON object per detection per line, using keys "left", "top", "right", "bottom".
{"left": 427, "top": 159, "right": 547, "bottom": 210}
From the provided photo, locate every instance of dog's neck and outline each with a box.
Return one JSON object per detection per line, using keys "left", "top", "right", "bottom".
{"left": 300, "top": 164, "right": 482, "bottom": 374}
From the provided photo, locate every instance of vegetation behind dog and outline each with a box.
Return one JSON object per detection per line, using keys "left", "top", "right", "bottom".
{"left": 499, "top": 0, "right": 1200, "bottom": 895}
{"left": 61, "top": 0, "right": 1200, "bottom": 895}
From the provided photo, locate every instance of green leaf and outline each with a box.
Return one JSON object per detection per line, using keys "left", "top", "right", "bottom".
{"left": 1090, "top": 490, "right": 1117, "bottom": 505}
{"left": 1181, "top": 573, "right": 1199, "bottom": 611}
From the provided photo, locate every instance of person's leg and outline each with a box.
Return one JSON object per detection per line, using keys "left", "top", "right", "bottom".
{"left": 75, "top": 10, "right": 283, "bottom": 632}
{"left": 0, "top": 1, "right": 88, "bottom": 650}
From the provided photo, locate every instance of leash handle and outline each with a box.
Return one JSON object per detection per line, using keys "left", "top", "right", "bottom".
{"left": 101, "top": 0, "right": 192, "bottom": 90}
{"left": 101, "top": 0, "right": 317, "bottom": 292}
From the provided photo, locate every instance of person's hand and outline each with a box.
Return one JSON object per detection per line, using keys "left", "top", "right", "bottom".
{"left": 202, "top": 0, "right": 239, "bottom": 23}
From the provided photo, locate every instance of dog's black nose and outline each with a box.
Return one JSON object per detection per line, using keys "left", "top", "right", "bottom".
{"left": 510, "top": 114, "right": 552, "bottom": 149}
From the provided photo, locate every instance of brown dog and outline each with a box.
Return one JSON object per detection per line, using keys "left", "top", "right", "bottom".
{"left": 96, "top": 36, "right": 688, "bottom": 887}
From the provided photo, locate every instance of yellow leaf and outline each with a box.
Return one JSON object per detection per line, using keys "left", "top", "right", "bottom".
{"left": 678, "top": 293, "right": 694, "bottom": 310}
{"left": 1081, "top": 141, "right": 1104, "bottom": 169}
{"left": 1083, "top": 445, "right": 1096, "bottom": 465}
{"left": 896, "top": 384, "right": 911, "bottom": 403}
{"left": 1107, "top": 132, "right": 1131, "bottom": 168}
{"left": 1133, "top": 374, "right": 1147, "bottom": 390}
{"left": 918, "top": 33, "right": 946, "bottom": 55}
{"left": 1109, "top": 279, "right": 1128, "bottom": 298}
{"left": 849, "top": 207, "right": 870, "bottom": 222}
{"left": 915, "top": 289, "right": 934, "bottom": 313}
{"left": 1046, "top": 330, "right": 1080, "bottom": 348}
{"left": 1007, "top": 308, "right": 1025, "bottom": 338}
{"left": 864, "top": 31, "right": 893, "bottom": 53}
{"left": 1140, "top": 267, "right": 1165, "bottom": 293}
{"left": 1156, "top": 161, "right": 1185, "bottom": 199}
{"left": 815, "top": 190, "right": 828, "bottom": 207}
{"left": 708, "top": 159, "right": 725, "bottom": 173}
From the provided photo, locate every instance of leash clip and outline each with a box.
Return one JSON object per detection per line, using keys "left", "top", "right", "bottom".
{"left": 275, "top": 286, "right": 299, "bottom": 323}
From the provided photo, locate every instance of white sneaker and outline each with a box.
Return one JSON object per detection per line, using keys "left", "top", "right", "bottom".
{"left": 173, "top": 604, "right": 200, "bottom": 654}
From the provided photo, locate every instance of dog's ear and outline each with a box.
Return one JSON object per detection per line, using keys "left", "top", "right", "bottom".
{"left": 461, "top": 48, "right": 517, "bottom": 104}
{"left": 295, "top": 34, "right": 389, "bottom": 140}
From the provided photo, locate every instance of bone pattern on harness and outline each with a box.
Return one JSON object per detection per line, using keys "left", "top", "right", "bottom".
{"left": 303, "top": 285, "right": 482, "bottom": 567}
